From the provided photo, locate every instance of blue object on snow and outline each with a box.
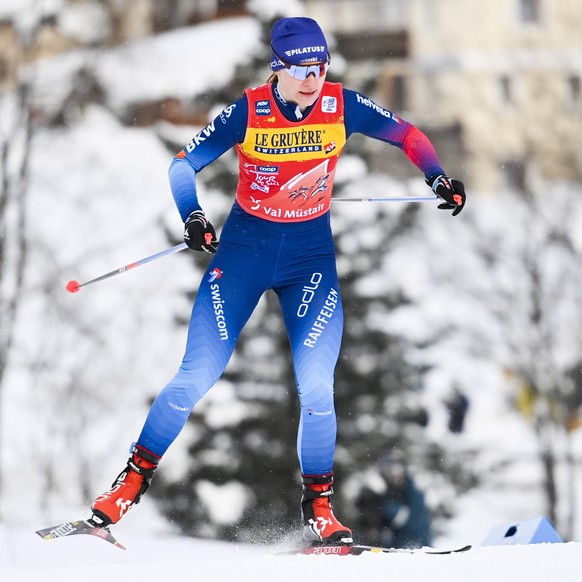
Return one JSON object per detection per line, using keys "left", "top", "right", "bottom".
{"left": 481, "top": 516, "right": 563, "bottom": 546}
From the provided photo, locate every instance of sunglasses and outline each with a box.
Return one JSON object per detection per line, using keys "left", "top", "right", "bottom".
{"left": 271, "top": 46, "right": 330, "bottom": 80}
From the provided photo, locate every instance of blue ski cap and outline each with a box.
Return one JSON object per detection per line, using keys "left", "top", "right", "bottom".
{"left": 270, "top": 17, "right": 329, "bottom": 71}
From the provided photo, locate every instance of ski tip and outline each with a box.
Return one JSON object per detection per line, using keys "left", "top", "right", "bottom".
{"left": 36, "top": 530, "right": 55, "bottom": 541}
{"left": 425, "top": 544, "right": 473, "bottom": 554}
{"left": 455, "top": 544, "right": 473, "bottom": 552}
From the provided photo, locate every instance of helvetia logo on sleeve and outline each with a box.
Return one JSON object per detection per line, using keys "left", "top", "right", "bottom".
{"left": 355, "top": 93, "right": 401, "bottom": 123}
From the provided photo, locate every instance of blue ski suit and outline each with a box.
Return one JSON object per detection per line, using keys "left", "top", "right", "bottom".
{"left": 136, "top": 82, "right": 444, "bottom": 476}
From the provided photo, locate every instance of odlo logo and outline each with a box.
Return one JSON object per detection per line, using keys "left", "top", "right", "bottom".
{"left": 297, "top": 272, "right": 322, "bottom": 317}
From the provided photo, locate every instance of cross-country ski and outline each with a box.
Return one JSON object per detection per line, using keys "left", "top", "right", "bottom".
{"left": 35, "top": 520, "right": 125, "bottom": 550}
{"left": 283, "top": 543, "right": 472, "bottom": 556}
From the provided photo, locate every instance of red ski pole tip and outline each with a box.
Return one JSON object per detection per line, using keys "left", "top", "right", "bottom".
{"left": 66, "top": 280, "right": 81, "bottom": 293}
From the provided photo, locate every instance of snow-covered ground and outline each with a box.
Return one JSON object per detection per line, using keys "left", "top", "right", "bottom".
{"left": 1, "top": 524, "right": 580, "bottom": 582}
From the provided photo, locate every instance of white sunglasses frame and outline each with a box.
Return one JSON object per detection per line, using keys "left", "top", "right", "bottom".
{"left": 283, "top": 62, "right": 330, "bottom": 81}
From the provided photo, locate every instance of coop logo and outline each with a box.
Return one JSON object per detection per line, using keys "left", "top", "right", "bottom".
{"left": 255, "top": 99, "right": 271, "bottom": 115}
{"left": 207, "top": 268, "right": 223, "bottom": 283}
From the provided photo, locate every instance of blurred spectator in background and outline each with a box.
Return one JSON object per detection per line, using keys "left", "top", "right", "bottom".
{"left": 445, "top": 386, "right": 469, "bottom": 434}
{"left": 355, "top": 450, "right": 432, "bottom": 549}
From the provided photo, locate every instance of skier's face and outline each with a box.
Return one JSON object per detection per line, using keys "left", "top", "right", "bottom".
{"left": 276, "top": 66, "right": 327, "bottom": 110}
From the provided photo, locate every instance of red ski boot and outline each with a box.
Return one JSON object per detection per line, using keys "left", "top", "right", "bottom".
{"left": 301, "top": 474, "right": 353, "bottom": 545}
{"left": 91, "top": 445, "right": 159, "bottom": 527}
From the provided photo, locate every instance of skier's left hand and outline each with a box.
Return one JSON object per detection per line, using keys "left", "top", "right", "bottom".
{"left": 184, "top": 210, "right": 219, "bottom": 253}
{"left": 427, "top": 175, "right": 466, "bottom": 216}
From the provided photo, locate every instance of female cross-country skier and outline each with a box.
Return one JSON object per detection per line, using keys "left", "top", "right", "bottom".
{"left": 90, "top": 16, "right": 466, "bottom": 546}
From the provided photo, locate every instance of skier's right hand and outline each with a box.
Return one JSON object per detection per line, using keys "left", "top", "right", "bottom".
{"left": 184, "top": 210, "right": 219, "bottom": 253}
{"left": 427, "top": 174, "right": 466, "bottom": 216}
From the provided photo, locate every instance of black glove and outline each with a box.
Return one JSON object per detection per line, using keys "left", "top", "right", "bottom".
{"left": 427, "top": 175, "right": 466, "bottom": 216}
{"left": 184, "top": 210, "right": 218, "bottom": 253}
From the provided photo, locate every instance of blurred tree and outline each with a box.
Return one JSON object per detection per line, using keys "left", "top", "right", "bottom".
{"left": 388, "top": 183, "right": 582, "bottom": 540}
{"left": 0, "top": 27, "right": 37, "bottom": 515}
{"left": 468, "top": 187, "right": 582, "bottom": 539}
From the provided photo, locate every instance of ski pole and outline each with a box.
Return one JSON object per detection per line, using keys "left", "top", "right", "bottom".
{"left": 331, "top": 195, "right": 437, "bottom": 203}
{"left": 65, "top": 196, "right": 433, "bottom": 294}
{"left": 66, "top": 241, "right": 189, "bottom": 294}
